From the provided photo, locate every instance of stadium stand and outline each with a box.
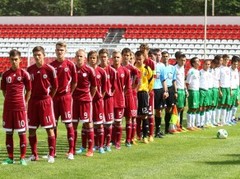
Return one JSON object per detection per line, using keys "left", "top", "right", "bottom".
{"left": 0, "top": 16, "right": 239, "bottom": 73}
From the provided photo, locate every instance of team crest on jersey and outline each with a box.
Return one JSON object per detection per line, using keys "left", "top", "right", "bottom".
{"left": 97, "top": 75, "right": 101, "bottom": 79}
{"left": 43, "top": 74, "right": 48, "bottom": 79}
{"left": 83, "top": 73, "right": 87, "bottom": 77}
{"left": 17, "top": 76, "right": 22, "bottom": 81}
{"left": 64, "top": 68, "right": 69, "bottom": 72}
{"left": 121, "top": 74, "right": 125, "bottom": 78}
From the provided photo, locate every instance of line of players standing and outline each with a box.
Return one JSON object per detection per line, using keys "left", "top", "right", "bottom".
{"left": 1, "top": 41, "right": 239, "bottom": 165}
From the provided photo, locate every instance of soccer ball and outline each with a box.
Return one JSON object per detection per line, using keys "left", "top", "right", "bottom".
{"left": 217, "top": 129, "right": 228, "bottom": 139}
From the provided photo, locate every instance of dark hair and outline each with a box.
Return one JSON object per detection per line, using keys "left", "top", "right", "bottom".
{"left": 161, "top": 51, "right": 169, "bottom": 56}
{"left": 214, "top": 55, "right": 222, "bottom": 61}
{"left": 179, "top": 53, "right": 186, "bottom": 59}
{"left": 190, "top": 57, "right": 198, "bottom": 67}
{"left": 222, "top": 54, "right": 229, "bottom": 59}
{"left": 121, "top": 48, "right": 131, "bottom": 55}
{"left": 98, "top": 48, "right": 109, "bottom": 56}
{"left": 32, "top": 46, "right": 45, "bottom": 55}
{"left": 153, "top": 48, "right": 161, "bottom": 55}
{"left": 9, "top": 49, "right": 21, "bottom": 57}
{"left": 175, "top": 51, "right": 182, "bottom": 59}
{"left": 87, "top": 50, "right": 98, "bottom": 59}
{"left": 135, "top": 50, "right": 144, "bottom": 57}
{"left": 232, "top": 55, "right": 240, "bottom": 63}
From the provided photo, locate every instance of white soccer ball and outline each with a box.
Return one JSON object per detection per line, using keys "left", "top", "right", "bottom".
{"left": 217, "top": 129, "right": 228, "bottom": 139}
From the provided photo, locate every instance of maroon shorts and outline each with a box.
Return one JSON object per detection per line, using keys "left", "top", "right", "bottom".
{"left": 124, "top": 94, "right": 137, "bottom": 118}
{"left": 72, "top": 100, "right": 92, "bottom": 123}
{"left": 92, "top": 99, "right": 105, "bottom": 125}
{"left": 28, "top": 98, "right": 55, "bottom": 129}
{"left": 148, "top": 90, "right": 154, "bottom": 116}
{"left": 3, "top": 110, "right": 27, "bottom": 132}
{"left": 53, "top": 94, "right": 72, "bottom": 123}
{"left": 114, "top": 108, "right": 124, "bottom": 122}
{"left": 104, "top": 97, "right": 114, "bottom": 124}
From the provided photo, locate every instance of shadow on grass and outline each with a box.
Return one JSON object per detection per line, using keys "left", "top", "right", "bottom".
{"left": 203, "top": 153, "right": 240, "bottom": 165}
{"left": 205, "top": 160, "right": 240, "bottom": 165}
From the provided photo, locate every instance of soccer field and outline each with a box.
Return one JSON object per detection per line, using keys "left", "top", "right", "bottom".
{"left": 0, "top": 93, "right": 240, "bottom": 179}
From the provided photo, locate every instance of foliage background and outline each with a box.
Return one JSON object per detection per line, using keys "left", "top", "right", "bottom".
{"left": 0, "top": 0, "right": 239, "bottom": 16}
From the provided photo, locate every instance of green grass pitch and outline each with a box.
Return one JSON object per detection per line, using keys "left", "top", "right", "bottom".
{"left": 0, "top": 92, "right": 240, "bottom": 179}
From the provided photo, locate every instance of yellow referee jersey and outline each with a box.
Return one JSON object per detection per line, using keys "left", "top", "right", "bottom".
{"left": 136, "top": 64, "right": 153, "bottom": 92}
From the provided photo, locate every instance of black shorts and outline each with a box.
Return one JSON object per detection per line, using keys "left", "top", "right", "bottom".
{"left": 165, "top": 86, "right": 176, "bottom": 107}
{"left": 137, "top": 91, "right": 149, "bottom": 115}
{"left": 154, "top": 88, "right": 166, "bottom": 109}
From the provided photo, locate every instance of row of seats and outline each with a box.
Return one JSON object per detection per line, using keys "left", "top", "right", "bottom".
{"left": 0, "top": 24, "right": 240, "bottom": 39}
{"left": 1, "top": 23, "right": 239, "bottom": 30}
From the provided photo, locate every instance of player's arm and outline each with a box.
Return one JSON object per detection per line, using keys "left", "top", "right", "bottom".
{"left": 1, "top": 90, "right": 6, "bottom": 97}
{"left": 147, "top": 66, "right": 153, "bottom": 91}
{"left": 132, "top": 67, "right": 140, "bottom": 90}
{"left": 90, "top": 86, "right": 97, "bottom": 97}
{"left": 70, "top": 63, "right": 78, "bottom": 94}
{"left": 101, "top": 70, "right": 107, "bottom": 97}
{"left": 124, "top": 69, "right": 131, "bottom": 93}
{"left": 25, "top": 90, "right": 31, "bottom": 103}
{"left": 160, "top": 67, "right": 169, "bottom": 99}
{"left": 172, "top": 67, "right": 178, "bottom": 98}
{"left": 111, "top": 68, "right": 117, "bottom": 94}
{"left": 50, "top": 68, "right": 58, "bottom": 98}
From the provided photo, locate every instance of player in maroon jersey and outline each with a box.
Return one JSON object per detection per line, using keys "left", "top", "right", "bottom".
{"left": 112, "top": 51, "right": 131, "bottom": 149}
{"left": 88, "top": 50, "right": 107, "bottom": 154}
{"left": 1, "top": 49, "right": 31, "bottom": 165}
{"left": 72, "top": 49, "right": 97, "bottom": 157}
{"left": 121, "top": 48, "right": 140, "bottom": 146}
{"left": 50, "top": 41, "right": 77, "bottom": 160}
{"left": 98, "top": 49, "right": 116, "bottom": 152}
{"left": 27, "top": 46, "right": 58, "bottom": 163}
{"left": 140, "top": 44, "right": 156, "bottom": 142}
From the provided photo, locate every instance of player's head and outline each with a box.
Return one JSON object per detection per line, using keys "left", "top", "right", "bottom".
{"left": 177, "top": 53, "right": 186, "bottom": 67}
{"left": 203, "top": 59, "right": 211, "bottom": 71}
{"left": 190, "top": 57, "right": 200, "bottom": 69}
{"left": 139, "top": 43, "right": 149, "bottom": 59}
{"left": 9, "top": 49, "right": 21, "bottom": 70}
{"left": 121, "top": 48, "right": 131, "bottom": 64}
{"left": 161, "top": 51, "right": 170, "bottom": 64}
{"left": 148, "top": 49, "right": 156, "bottom": 62}
{"left": 32, "top": 46, "right": 46, "bottom": 65}
{"left": 175, "top": 51, "right": 183, "bottom": 59}
{"left": 87, "top": 50, "right": 98, "bottom": 67}
{"left": 55, "top": 41, "right": 67, "bottom": 61}
{"left": 112, "top": 51, "right": 122, "bottom": 67}
{"left": 75, "top": 49, "right": 86, "bottom": 66}
{"left": 222, "top": 54, "right": 230, "bottom": 66}
{"left": 154, "top": 48, "right": 162, "bottom": 62}
{"left": 98, "top": 48, "right": 109, "bottom": 66}
{"left": 213, "top": 54, "right": 223, "bottom": 67}
{"left": 231, "top": 55, "right": 239, "bottom": 70}
{"left": 135, "top": 50, "right": 145, "bottom": 66}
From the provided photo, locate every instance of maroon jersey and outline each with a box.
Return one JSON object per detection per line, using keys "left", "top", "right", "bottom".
{"left": 93, "top": 66, "right": 107, "bottom": 101}
{"left": 1, "top": 68, "right": 31, "bottom": 111}
{"left": 113, "top": 66, "right": 131, "bottom": 108}
{"left": 124, "top": 64, "right": 140, "bottom": 96}
{"left": 72, "top": 64, "right": 97, "bottom": 102}
{"left": 50, "top": 60, "right": 77, "bottom": 96}
{"left": 101, "top": 65, "right": 116, "bottom": 98}
{"left": 27, "top": 64, "right": 58, "bottom": 99}
{"left": 144, "top": 58, "right": 156, "bottom": 75}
